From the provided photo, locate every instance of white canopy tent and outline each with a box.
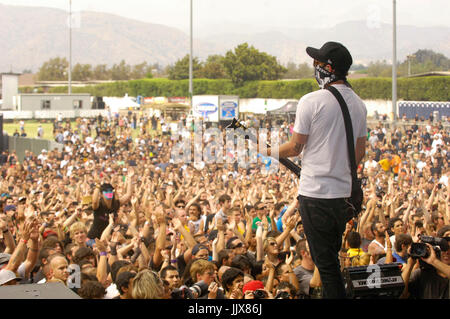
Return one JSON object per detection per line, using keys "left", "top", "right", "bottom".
{"left": 103, "top": 95, "right": 140, "bottom": 114}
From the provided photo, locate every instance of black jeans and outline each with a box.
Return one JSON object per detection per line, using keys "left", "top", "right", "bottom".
{"left": 298, "top": 195, "right": 352, "bottom": 299}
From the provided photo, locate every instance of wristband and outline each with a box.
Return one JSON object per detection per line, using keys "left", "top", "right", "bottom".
{"left": 99, "top": 251, "right": 107, "bottom": 257}
{"left": 170, "top": 259, "right": 177, "bottom": 264}
{"left": 130, "top": 247, "right": 142, "bottom": 263}
{"left": 21, "top": 239, "right": 28, "bottom": 244}
{"left": 110, "top": 244, "right": 118, "bottom": 256}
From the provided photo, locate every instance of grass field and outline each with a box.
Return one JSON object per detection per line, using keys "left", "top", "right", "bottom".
{"left": 3, "top": 120, "right": 149, "bottom": 141}
{"left": 3, "top": 121, "right": 66, "bottom": 140}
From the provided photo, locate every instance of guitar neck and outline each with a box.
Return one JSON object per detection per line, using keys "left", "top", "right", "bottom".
{"left": 228, "top": 119, "right": 301, "bottom": 177}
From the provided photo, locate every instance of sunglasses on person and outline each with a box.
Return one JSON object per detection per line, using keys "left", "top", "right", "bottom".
{"left": 257, "top": 206, "right": 266, "bottom": 210}
{"left": 233, "top": 242, "right": 244, "bottom": 249}
{"left": 269, "top": 242, "right": 277, "bottom": 246}
{"left": 176, "top": 205, "right": 185, "bottom": 208}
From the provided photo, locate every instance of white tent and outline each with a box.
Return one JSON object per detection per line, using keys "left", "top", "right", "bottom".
{"left": 103, "top": 96, "right": 140, "bottom": 114}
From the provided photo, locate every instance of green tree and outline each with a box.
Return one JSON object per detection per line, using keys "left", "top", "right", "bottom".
{"left": 130, "top": 62, "right": 154, "bottom": 79}
{"left": 167, "top": 55, "right": 203, "bottom": 80}
{"left": 72, "top": 63, "right": 93, "bottom": 81}
{"left": 366, "top": 60, "right": 392, "bottom": 77}
{"left": 37, "top": 57, "right": 69, "bottom": 81}
{"left": 223, "top": 43, "right": 287, "bottom": 86}
{"left": 283, "top": 62, "right": 299, "bottom": 79}
{"left": 198, "top": 55, "right": 227, "bottom": 79}
{"left": 149, "top": 63, "right": 164, "bottom": 78}
{"left": 399, "top": 49, "right": 450, "bottom": 76}
{"left": 282, "top": 62, "right": 313, "bottom": 79}
{"left": 297, "top": 63, "right": 314, "bottom": 78}
{"left": 92, "top": 64, "right": 111, "bottom": 80}
{"left": 111, "top": 60, "right": 131, "bottom": 80}
{"left": 413, "top": 49, "right": 450, "bottom": 68}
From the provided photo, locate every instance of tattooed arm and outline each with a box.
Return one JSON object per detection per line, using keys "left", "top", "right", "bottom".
{"left": 267, "top": 132, "right": 307, "bottom": 158}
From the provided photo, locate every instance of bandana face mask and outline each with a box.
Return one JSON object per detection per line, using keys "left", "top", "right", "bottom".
{"left": 103, "top": 191, "right": 114, "bottom": 200}
{"left": 314, "top": 63, "right": 338, "bottom": 89}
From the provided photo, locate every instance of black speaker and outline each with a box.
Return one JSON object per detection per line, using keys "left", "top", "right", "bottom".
{"left": 343, "top": 263, "right": 405, "bottom": 299}
{"left": 0, "top": 282, "right": 81, "bottom": 299}
{"left": 92, "top": 97, "right": 105, "bottom": 109}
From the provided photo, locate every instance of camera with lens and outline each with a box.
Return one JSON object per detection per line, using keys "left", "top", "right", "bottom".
{"left": 275, "top": 290, "right": 290, "bottom": 299}
{"left": 170, "top": 280, "right": 209, "bottom": 299}
{"left": 410, "top": 235, "right": 449, "bottom": 260}
{"left": 252, "top": 289, "right": 268, "bottom": 299}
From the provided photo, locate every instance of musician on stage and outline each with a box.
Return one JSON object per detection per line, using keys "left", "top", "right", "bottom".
{"left": 266, "top": 42, "right": 367, "bottom": 299}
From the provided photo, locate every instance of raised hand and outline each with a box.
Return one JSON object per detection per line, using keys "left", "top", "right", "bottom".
{"left": 95, "top": 238, "right": 108, "bottom": 253}
{"left": 172, "top": 217, "right": 183, "bottom": 230}
{"left": 17, "top": 219, "right": 33, "bottom": 242}
{"left": 108, "top": 213, "right": 115, "bottom": 226}
{"left": 285, "top": 215, "right": 297, "bottom": 230}
{"left": 285, "top": 251, "right": 294, "bottom": 266}
{"left": 155, "top": 207, "right": 165, "bottom": 225}
{"left": 228, "top": 219, "right": 236, "bottom": 231}
{"left": 385, "top": 231, "right": 393, "bottom": 250}
{"left": 127, "top": 167, "right": 135, "bottom": 179}
{"left": 161, "top": 249, "right": 170, "bottom": 261}
{"left": 230, "top": 286, "right": 243, "bottom": 299}
{"left": 263, "top": 256, "right": 275, "bottom": 275}
{"left": 0, "top": 216, "right": 7, "bottom": 232}
{"left": 29, "top": 220, "right": 41, "bottom": 242}
{"left": 216, "top": 218, "right": 225, "bottom": 232}
{"left": 208, "top": 282, "right": 219, "bottom": 300}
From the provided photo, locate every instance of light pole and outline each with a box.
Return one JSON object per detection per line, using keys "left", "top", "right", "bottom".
{"left": 68, "top": 0, "right": 72, "bottom": 95}
{"left": 189, "top": 0, "right": 193, "bottom": 109}
{"left": 392, "top": 0, "right": 397, "bottom": 122}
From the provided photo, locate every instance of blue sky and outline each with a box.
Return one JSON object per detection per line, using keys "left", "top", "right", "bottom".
{"left": 1, "top": 0, "right": 449, "bottom": 36}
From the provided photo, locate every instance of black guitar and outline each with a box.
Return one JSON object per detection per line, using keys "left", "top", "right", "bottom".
{"left": 226, "top": 118, "right": 301, "bottom": 177}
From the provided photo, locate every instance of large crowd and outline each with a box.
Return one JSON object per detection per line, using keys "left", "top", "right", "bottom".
{"left": 0, "top": 111, "right": 448, "bottom": 299}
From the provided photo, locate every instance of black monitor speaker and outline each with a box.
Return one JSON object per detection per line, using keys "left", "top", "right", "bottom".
{"left": 343, "top": 263, "right": 405, "bottom": 299}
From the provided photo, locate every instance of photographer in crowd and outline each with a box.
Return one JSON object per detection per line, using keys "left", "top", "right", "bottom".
{"left": 401, "top": 235, "right": 449, "bottom": 299}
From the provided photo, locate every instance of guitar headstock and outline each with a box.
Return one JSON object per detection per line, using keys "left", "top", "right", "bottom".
{"left": 226, "top": 118, "right": 244, "bottom": 130}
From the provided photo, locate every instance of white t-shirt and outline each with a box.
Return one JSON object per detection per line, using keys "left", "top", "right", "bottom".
{"left": 294, "top": 85, "right": 367, "bottom": 198}
{"left": 416, "top": 160, "right": 426, "bottom": 171}
{"left": 368, "top": 135, "right": 378, "bottom": 147}
{"left": 104, "top": 283, "right": 120, "bottom": 299}
{"left": 364, "top": 159, "right": 379, "bottom": 170}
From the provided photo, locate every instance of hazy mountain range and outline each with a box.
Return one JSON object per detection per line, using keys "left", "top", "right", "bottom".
{"left": 1, "top": 3, "right": 449, "bottom": 73}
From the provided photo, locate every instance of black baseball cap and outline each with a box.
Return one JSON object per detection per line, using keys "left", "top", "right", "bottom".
{"left": 100, "top": 183, "right": 114, "bottom": 192}
{"left": 306, "top": 41, "right": 353, "bottom": 74}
